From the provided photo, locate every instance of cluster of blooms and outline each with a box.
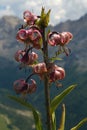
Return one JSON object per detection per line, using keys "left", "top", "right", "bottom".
{"left": 14, "top": 10, "right": 73, "bottom": 95}
{"left": 48, "top": 31, "right": 73, "bottom": 55}
{"left": 32, "top": 63, "right": 65, "bottom": 82}
{"left": 16, "top": 26, "right": 42, "bottom": 49}
{"left": 48, "top": 32, "right": 73, "bottom": 46}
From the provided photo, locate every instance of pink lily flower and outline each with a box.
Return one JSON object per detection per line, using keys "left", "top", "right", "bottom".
{"left": 14, "top": 50, "right": 38, "bottom": 65}
{"left": 13, "top": 79, "right": 37, "bottom": 94}
{"left": 33, "top": 63, "right": 47, "bottom": 74}
{"left": 48, "top": 32, "right": 61, "bottom": 46}
{"left": 47, "top": 63, "right": 65, "bottom": 82}
{"left": 16, "top": 29, "right": 29, "bottom": 43}
{"left": 23, "top": 10, "right": 38, "bottom": 25}
{"left": 13, "top": 79, "right": 28, "bottom": 94}
{"left": 60, "top": 32, "right": 73, "bottom": 45}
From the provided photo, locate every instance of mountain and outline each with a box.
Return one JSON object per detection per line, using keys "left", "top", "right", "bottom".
{"left": 0, "top": 13, "right": 87, "bottom": 130}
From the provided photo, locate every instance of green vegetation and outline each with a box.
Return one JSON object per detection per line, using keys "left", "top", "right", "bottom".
{"left": 0, "top": 115, "right": 10, "bottom": 130}
{"left": 0, "top": 99, "right": 34, "bottom": 130}
{"left": 0, "top": 114, "right": 20, "bottom": 130}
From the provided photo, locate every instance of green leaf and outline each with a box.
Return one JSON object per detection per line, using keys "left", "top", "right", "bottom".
{"left": 33, "top": 60, "right": 39, "bottom": 65}
{"left": 8, "top": 95, "right": 43, "bottom": 130}
{"left": 52, "top": 112, "right": 56, "bottom": 130}
{"left": 58, "top": 104, "right": 66, "bottom": 130}
{"left": 50, "top": 84, "right": 77, "bottom": 114}
{"left": 49, "top": 57, "right": 62, "bottom": 63}
{"left": 70, "top": 118, "right": 87, "bottom": 130}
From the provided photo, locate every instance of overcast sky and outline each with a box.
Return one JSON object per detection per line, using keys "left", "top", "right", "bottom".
{"left": 0, "top": 0, "right": 87, "bottom": 25}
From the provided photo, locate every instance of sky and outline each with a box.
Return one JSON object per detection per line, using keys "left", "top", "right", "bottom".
{"left": 0, "top": 0, "right": 87, "bottom": 25}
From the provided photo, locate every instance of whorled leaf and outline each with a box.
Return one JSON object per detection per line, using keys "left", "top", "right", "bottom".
{"left": 8, "top": 95, "right": 43, "bottom": 130}
{"left": 70, "top": 118, "right": 87, "bottom": 130}
{"left": 52, "top": 112, "right": 56, "bottom": 130}
{"left": 58, "top": 104, "right": 66, "bottom": 130}
{"left": 50, "top": 84, "right": 77, "bottom": 114}
{"left": 49, "top": 57, "right": 62, "bottom": 63}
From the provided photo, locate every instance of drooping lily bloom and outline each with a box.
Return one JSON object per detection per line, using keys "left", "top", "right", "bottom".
{"left": 16, "top": 29, "right": 29, "bottom": 43}
{"left": 13, "top": 79, "right": 37, "bottom": 94}
{"left": 48, "top": 32, "right": 61, "bottom": 46}
{"left": 48, "top": 31, "right": 73, "bottom": 55}
{"left": 60, "top": 32, "right": 73, "bottom": 46}
{"left": 33, "top": 63, "right": 47, "bottom": 74}
{"left": 14, "top": 50, "right": 38, "bottom": 65}
{"left": 28, "top": 27, "right": 42, "bottom": 49}
{"left": 25, "top": 52, "right": 38, "bottom": 65}
{"left": 47, "top": 63, "right": 65, "bottom": 82}
{"left": 13, "top": 79, "right": 29, "bottom": 94}
{"left": 14, "top": 50, "right": 25, "bottom": 62}
{"left": 28, "top": 28, "right": 42, "bottom": 41}
{"left": 23, "top": 10, "right": 38, "bottom": 25}
{"left": 47, "top": 63, "right": 59, "bottom": 72}
{"left": 49, "top": 71, "right": 61, "bottom": 82}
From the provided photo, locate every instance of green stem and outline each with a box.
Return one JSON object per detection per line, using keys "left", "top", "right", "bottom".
{"left": 42, "top": 27, "right": 52, "bottom": 130}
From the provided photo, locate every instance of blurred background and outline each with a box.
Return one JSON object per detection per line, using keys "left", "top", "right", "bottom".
{"left": 0, "top": 0, "right": 87, "bottom": 130}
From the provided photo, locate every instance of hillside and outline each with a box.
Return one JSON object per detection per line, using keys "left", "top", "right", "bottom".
{"left": 0, "top": 102, "right": 34, "bottom": 130}
{"left": 0, "top": 13, "right": 87, "bottom": 130}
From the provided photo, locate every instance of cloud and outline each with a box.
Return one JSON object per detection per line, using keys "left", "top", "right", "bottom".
{"left": 62, "top": 0, "right": 87, "bottom": 20}
{"left": 0, "top": 5, "right": 15, "bottom": 17}
{"left": 0, "top": 0, "right": 87, "bottom": 25}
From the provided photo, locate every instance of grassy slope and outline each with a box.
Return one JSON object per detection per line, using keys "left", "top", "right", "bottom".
{"left": 0, "top": 115, "right": 10, "bottom": 130}
{"left": 0, "top": 114, "right": 19, "bottom": 130}
{"left": 0, "top": 93, "right": 35, "bottom": 130}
